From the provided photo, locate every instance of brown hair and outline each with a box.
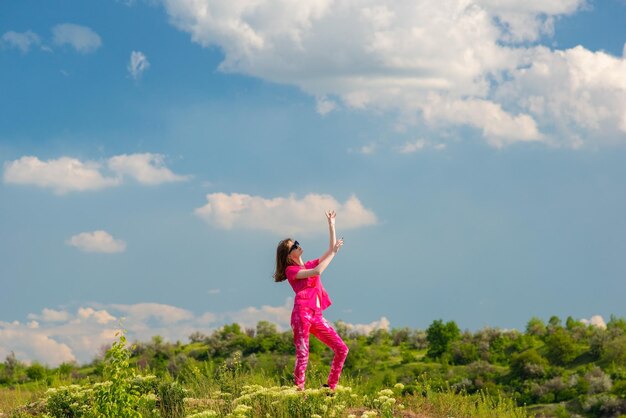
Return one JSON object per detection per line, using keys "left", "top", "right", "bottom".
{"left": 273, "top": 238, "right": 295, "bottom": 282}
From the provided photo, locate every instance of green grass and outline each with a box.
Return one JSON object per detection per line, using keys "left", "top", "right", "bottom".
{"left": 2, "top": 370, "right": 530, "bottom": 417}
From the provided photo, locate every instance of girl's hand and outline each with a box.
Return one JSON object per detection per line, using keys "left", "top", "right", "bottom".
{"left": 332, "top": 238, "right": 343, "bottom": 253}
{"left": 325, "top": 210, "right": 336, "bottom": 225}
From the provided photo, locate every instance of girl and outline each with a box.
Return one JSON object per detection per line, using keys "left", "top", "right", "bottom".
{"left": 273, "top": 210, "right": 348, "bottom": 391}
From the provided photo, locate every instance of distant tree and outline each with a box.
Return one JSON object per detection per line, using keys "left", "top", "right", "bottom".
{"left": 510, "top": 349, "right": 549, "bottom": 380}
{"left": 256, "top": 321, "right": 278, "bottom": 337}
{"left": 526, "top": 317, "right": 547, "bottom": 337}
{"left": 607, "top": 315, "right": 626, "bottom": 334}
{"left": 189, "top": 332, "right": 208, "bottom": 343}
{"left": 450, "top": 340, "right": 479, "bottom": 365}
{"left": 26, "top": 362, "right": 47, "bottom": 381}
{"left": 545, "top": 328, "right": 578, "bottom": 365}
{"left": 601, "top": 335, "right": 626, "bottom": 367}
{"left": 57, "top": 362, "right": 76, "bottom": 378}
{"left": 391, "top": 327, "right": 410, "bottom": 346}
{"left": 547, "top": 316, "right": 562, "bottom": 334}
{"left": 589, "top": 326, "right": 610, "bottom": 359}
{"left": 2, "top": 352, "right": 21, "bottom": 383}
{"left": 584, "top": 366, "right": 613, "bottom": 394}
{"left": 368, "top": 328, "right": 391, "bottom": 346}
{"left": 426, "top": 319, "right": 461, "bottom": 359}
{"left": 408, "top": 329, "right": 428, "bottom": 350}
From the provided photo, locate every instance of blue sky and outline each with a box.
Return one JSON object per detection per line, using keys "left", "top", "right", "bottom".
{"left": 1, "top": 0, "right": 626, "bottom": 365}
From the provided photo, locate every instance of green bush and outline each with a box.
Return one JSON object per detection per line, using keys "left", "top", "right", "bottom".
{"left": 158, "top": 380, "right": 186, "bottom": 418}
{"left": 92, "top": 331, "right": 142, "bottom": 417}
{"left": 45, "top": 385, "right": 92, "bottom": 418}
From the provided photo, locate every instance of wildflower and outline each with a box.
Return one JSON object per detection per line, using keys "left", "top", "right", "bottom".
{"left": 394, "top": 383, "right": 404, "bottom": 390}
{"left": 312, "top": 415, "right": 322, "bottom": 418}
{"left": 378, "top": 389, "right": 394, "bottom": 397}
{"left": 186, "top": 411, "right": 218, "bottom": 418}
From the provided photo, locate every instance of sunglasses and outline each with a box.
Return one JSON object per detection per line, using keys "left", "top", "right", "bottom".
{"left": 288, "top": 240, "right": 300, "bottom": 254}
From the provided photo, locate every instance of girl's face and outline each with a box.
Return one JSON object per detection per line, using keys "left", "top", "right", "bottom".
{"left": 288, "top": 240, "right": 303, "bottom": 261}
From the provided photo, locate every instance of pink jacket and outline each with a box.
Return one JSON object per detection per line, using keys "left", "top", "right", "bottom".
{"left": 286, "top": 259, "right": 332, "bottom": 310}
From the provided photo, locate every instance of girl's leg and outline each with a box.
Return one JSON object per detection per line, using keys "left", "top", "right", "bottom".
{"left": 309, "top": 312, "right": 349, "bottom": 389}
{"left": 291, "top": 308, "right": 313, "bottom": 389}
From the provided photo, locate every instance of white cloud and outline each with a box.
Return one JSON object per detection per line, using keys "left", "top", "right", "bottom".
{"left": 128, "top": 50, "right": 150, "bottom": 80}
{"left": 316, "top": 96, "right": 337, "bottom": 115}
{"left": 422, "top": 96, "right": 543, "bottom": 148}
{"left": 396, "top": 138, "right": 447, "bottom": 153}
{"left": 110, "top": 303, "right": 194, "bottom": 325}
{"left": 0, "top": 299, "right": 303, "bottom": 366}
{"left": 397, "top": 139, "right": 426, "bottom": 154}
{"left": 0, "top": 327, "right": 76, "bottom": 366}
{"left": 208, "top": 288, "right": 221, "bottom": 295}
{"left": 3, "top": 153, "right": 188, "bottom": 193}
{"left": 195, "top": 192, "right": 377, "bottom": 235}
{"left": 66, "top": 231, "right": 127, "bottom": 254}
{"left": 338, "top": 317, "right": 391, "bottom": 335}
{"left": 160, "top": 0, "right": 626, "bottom": 147}
{"left": 28, "top": 308, "right": 71, "bottom": 323}
{"left": 226, "top": 299, "right": 293, "bottom": 330}
{"left": 1, "top": 31, "right": 41, "bottom": 53}
{"left": 3, "top": 156, "right": 121, "bottom": 194}
{"left": 353, "top": 143, "right": 376, "bottom": 155}
{"left": 108, "top": 153, "right": 190, "bottom": 185}
{"left": 580, "top": 315, "right": 607, "bottom": 329}
{"left": 496, "top": 46, "right": 626, "bottom": 146}
{"left": 77, "top": 307, "right": 117, "bottom": 324}
{"left": 52, "top": 23, "right": 102, "bottom": 53}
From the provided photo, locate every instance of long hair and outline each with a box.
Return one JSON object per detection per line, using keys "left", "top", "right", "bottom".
{"left": 273, "top": 238, "right": 295, "bottom": 282}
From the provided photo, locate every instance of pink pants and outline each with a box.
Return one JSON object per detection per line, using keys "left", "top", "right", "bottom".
{"left": 291, "top": 307, "right": 349, "bottom": 390}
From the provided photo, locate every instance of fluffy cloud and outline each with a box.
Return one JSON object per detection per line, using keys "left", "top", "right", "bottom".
{"left": 338, "top": 317, "right": 391, "bottom": 334}
{"left": 0, "top": 299, "right": 352, "bottom": 366}
{"left": 66, "top": 231, "right": 127, "bottom": 254}
{"left": 0, "top": 300, "right": 393, "bottom": 366}
{"left": 195, "top": 192, "right": 377, "bottom": 235}
{"left": 128, "top": 50, "right": 150, "bottom": 80}
{"left": 497, "top": 45, "right": 626, "bottom": 147}
{"left": 395, "top": 138, "right": 446, "bottom": 154}
{"left": 2, "top": 156, "right": 121, "bottom": 194}
{"left": 0, "top": 324, "right": 76, "bottom": 366}
{"left": 3, "top": 153, "right": 188, "bottom": 193}
{"left": 108, "top": 153, "right": 190, "bottom": 185}
{"left": 580, "top": 315, "right": 607, "bottom": 329}
{"left": 160, "top": 0, "right": 626, "bottom": 147}
{"left": 110, "top": 303, "right": 194, "bottom": 325}
{"left": 52, "top": 23, "right": 102, "bottom": 53}
{"left": 1, "top": 31, "right": 41, "bottom": 53}
{"left": 27, "top": 308, "right": 71, "bottom": 323}
{"left": 316, "top": 96, "right": 337, "bottom": 115}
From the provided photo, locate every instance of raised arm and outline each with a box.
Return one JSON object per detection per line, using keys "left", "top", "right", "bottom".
{"left": 295, "top": 239, "right": 343, "bottom": 279}
{"left": 319, "top": 210, "right": 337, "bottom": 263}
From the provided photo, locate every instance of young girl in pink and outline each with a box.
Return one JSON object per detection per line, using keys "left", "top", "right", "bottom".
{"left": 273, "top": 210, "right": 348, "bottom": 391}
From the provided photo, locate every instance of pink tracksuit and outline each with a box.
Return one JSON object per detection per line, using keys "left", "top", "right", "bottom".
{"left": 286, "top": 259, "right": 349, "bottom": 390}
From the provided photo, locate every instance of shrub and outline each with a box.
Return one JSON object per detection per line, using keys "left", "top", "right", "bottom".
{"left": 25, "top": 363, "right": 46, "bottom": 381}
{"left": 426, "top": 320, "right": 460, "bottom": 359}
{"left": 158, "top": 380, "right": 186, "bottom": 418}
{"left": 544, "top": 328, "right": 578, "bottom": 365}
{"left": 602, "top": 335, "right": 626, "bottom": 367}
{"left": 45, "top": 385, "right": 92, "bottom": 418}
{"left": 92, "top": 331, "right": 142, "bottom": 417}
{"left": 509, "top": 349, "right": 549, "bottom": 380}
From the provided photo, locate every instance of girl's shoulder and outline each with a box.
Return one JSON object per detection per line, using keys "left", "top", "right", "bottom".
{"left": 304, "top": 258, "right": 320, "bottom": 268}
